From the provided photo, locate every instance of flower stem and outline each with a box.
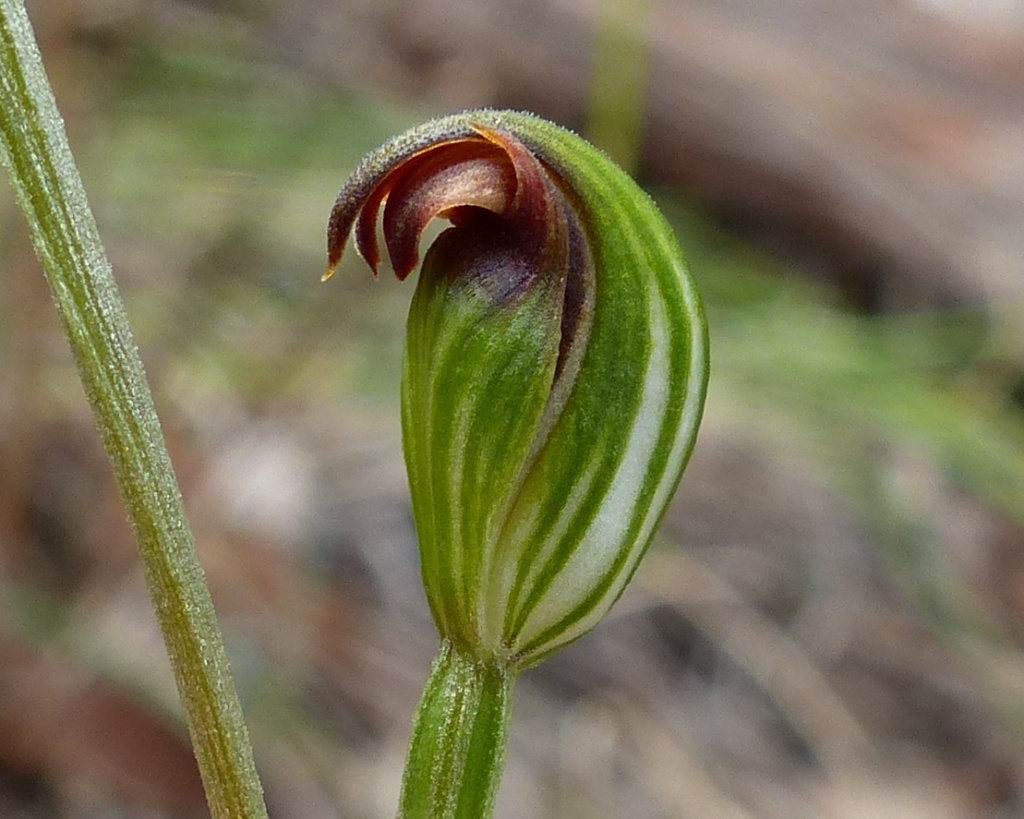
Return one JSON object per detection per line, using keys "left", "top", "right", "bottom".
{"left": 400, "top": 640, "right": 515, "bottom": 819}
{"left": 0, "top": 2, "right": 268, "bottom": 817}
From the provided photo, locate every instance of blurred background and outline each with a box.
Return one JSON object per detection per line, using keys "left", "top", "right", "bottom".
{"left": 3, "top": 0, "right": 1024, "bottom": 816}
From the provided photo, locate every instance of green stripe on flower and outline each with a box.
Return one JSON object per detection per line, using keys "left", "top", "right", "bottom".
{"left": 326, "top": 110, "right": 707, "bottom": 668}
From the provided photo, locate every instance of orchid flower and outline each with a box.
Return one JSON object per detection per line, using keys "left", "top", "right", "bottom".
{"left": 326, "top": 110, "right": 708, "bottom": 818}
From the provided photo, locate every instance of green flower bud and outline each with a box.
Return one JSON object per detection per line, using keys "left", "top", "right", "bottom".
{"left": 326, "top": 110, "right": 707, "bottom": 669}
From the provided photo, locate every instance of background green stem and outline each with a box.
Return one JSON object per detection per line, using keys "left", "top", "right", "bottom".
{"left": 586, "top": 0, "right": 651, "bottom": 175}
{"left": 0, "top": 2, "right": 268, "bottom": 817}
{"left": 400, "top": 640, "right": 514, "bottom": 819}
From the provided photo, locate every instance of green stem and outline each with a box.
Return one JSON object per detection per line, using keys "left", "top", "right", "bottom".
{"left": 0, "top": 3, "right": 268, "bottom": 818}
{"left": 586, "top": 0, "right": 651, "bottom": 176}
{"left": 400, "top": 640, "right": 514, "bottom": 819}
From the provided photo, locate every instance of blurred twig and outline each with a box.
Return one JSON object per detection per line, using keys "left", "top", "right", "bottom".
{"left": 640, "top": 547, "right": 874, "bottom": 775}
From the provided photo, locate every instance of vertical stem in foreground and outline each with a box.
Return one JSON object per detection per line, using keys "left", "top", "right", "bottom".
{"left": 0, "top": 2, "right": 268, "bottom": 817}
{"left": 400, "top": 640, "right": 515, "bottom": 819}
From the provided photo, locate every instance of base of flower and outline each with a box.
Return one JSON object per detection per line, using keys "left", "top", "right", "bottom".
{"left": 398, "top": 639, "right": 515, "bottom": 819}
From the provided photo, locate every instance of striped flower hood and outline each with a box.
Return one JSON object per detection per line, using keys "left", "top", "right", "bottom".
{"left": 326, "top": 110, "right": 707, "bottom": 668}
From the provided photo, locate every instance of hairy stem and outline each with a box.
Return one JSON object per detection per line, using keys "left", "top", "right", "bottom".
{"left": 0, "top": 2, "right": 268, "bottom": 817}
{"left": 400, "top": 640, "right": 514, "bottom": 819}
